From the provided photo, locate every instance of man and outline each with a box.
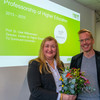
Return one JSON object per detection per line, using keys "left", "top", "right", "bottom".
{"left": 70, "top": 29, "right": 100, "bottom": 100}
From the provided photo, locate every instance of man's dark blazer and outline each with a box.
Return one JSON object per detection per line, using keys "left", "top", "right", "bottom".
{"left": 27, "top": 60, "right": 63, "bottom": 100}
{"left": 70, "top": 50, "right": 100, "bottom": 93}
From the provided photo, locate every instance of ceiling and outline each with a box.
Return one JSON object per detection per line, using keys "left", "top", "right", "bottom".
{"left": 75, "top": 0, "right": 100, "bottom": 22}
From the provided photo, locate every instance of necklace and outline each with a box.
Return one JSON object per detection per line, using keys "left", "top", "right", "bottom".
{"left": 48, "top": 60, "right": 55, "bottom": 69}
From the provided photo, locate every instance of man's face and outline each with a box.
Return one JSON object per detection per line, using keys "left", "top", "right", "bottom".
{"left": 79, "top": 32, "right": 94, "bottom": 53}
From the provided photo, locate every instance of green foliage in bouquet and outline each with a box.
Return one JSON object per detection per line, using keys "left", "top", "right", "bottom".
{"left": 59, "top": 67, "right": 95, "bottom": 95}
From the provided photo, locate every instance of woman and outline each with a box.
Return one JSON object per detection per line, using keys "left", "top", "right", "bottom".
{"left": 27, "top": 36, "right": 76, "bottom": 100}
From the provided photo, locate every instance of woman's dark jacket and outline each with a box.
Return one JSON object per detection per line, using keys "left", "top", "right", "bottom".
{"left": 27, "top": 60, "right": 63, "bottom": 100}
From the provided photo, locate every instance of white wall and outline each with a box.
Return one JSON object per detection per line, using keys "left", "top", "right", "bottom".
{"left": 0, "top": 66, "right": 30, "bottom": 100}
{"left": 95, "top": 22, "right": 100, "bottom": 51}
{"left": 0, "top": 0, "right": 96, "bottom": 100}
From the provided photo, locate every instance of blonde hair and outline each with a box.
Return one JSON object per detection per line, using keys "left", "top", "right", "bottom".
{"left": 30, "top": 36, "right": 63, "bottom": 74}
{"left": 78, "top": 29, "right": 94, "bottom": 39}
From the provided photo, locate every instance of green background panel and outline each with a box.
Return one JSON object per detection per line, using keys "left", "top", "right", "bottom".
{"left": 0, "top": 0, "right": 80, "bottom": 56}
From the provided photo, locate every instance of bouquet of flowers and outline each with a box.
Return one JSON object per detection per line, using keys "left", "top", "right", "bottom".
{"left": 59, "top": 67, "right": 95, "bottom": 95}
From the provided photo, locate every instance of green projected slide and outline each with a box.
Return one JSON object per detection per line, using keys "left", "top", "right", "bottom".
{"left": 0, "top": 0, "right": 80, "bottom": 67}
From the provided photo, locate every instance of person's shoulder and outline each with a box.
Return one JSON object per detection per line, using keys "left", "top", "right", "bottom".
{"left": 29, "top": 59, "right": 40, "bottom": 65}
{"left": 95, "top": 50, "right": 100, "bottom": 56}
{"left": 60, "top": 60, "right": 64, "bottom": 68}
{"left": 72, "top": 52, "right": 83, "bottom": 59}
{"left": 28, "top": 59, "right": 40, "bottom": 70}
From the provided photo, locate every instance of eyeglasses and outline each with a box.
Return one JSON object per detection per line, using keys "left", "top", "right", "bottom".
{"left": 79, "top": 38, "right": 91, "bottom": 43}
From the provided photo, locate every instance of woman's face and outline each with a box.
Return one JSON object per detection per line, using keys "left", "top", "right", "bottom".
{"left": 43, "top": 40, "right": 57, "bottom": 60}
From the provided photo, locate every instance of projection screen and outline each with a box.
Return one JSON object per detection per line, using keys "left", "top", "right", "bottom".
{"left": 0, "top": 0, "right": 80, "bottom": 67}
